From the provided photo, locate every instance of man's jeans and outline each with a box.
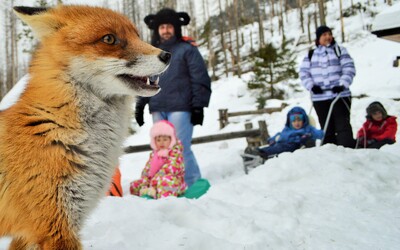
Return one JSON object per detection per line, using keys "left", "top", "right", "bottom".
{"left": 152, "top": 111, "right": 201, "bottom": 186}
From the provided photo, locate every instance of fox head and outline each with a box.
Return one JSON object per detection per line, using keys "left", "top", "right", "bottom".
{"left": 13, "top": 5, "right": 170, "bottom": 98}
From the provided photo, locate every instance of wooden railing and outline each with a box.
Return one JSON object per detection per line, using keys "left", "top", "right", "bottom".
{"left": 123, "top": 120, "right": 269, "bottom": 154}
{"left": 218, "top": 103, "right": 287, "bottom": 129}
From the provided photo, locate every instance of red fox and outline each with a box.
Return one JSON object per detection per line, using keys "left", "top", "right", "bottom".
{"left": 0, "top": 5, "right": 170, "bottom": 250}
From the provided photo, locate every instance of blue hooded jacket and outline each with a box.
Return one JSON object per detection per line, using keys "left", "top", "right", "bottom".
{"left": 268, "top": 106, "right": 324, "bottom": 145}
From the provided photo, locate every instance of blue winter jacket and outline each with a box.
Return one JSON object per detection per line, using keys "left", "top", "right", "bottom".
{"left": 137, "top": 37, "right": 211, "bottom": 112}
{"left": 299, "top": 42, "right": 356, "bottom": 102}
{"left": 268, "top": 107, "right": 324, "bottom": 145}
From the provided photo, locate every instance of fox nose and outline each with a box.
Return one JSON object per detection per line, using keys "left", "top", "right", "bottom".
{"left": 158, "top": 51, "right": 171, "bottom": 64}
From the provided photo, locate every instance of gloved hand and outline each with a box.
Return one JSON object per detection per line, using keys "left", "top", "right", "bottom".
{"left": 332, "top": 85, "right": 345, "bottom": 93}
{"left": 311, "top": 85, "right": 323, "bottom": 94}
{"left": 135, "top": 109, "right": 144, "bottom": 126}
{"left": 300, "top": 133, "right": 311, "bottom": 144}
{"left": 191, "top": 107, "right": 204, "bottom": 126}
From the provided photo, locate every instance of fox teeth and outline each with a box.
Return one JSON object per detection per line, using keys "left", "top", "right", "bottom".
{"left": 154, "top": 76, "right": 159, "bottom": 86}
{"left": 146, "top": 77, "right": 150, "bottom": 85}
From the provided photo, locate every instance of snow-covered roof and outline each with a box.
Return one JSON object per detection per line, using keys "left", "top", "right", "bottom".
{"left": 371, "top": 3, "right": 400, "bottom": 42}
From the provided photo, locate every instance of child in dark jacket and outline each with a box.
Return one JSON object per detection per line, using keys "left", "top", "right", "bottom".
{"left": 257, "top": 106, "right": 324, "bottom": 159}
{"left": 356, "top": 102, "right": 397, "bottom": 149}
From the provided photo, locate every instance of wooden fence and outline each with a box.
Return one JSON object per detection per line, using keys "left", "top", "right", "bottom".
{"left": 218, "top": 103, "right": 287, "bottom": 129}
{"left": 124, "top": 120, "right": 269, "bottom": 154}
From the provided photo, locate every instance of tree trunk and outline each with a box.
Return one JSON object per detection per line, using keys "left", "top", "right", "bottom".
{"left": 307, "top": 13, "right": 312, "bottom": 43}
{"left": 339, "top": 0, "right": 345, "bottom": 42}
{"left": 269, "top": 0, "right": 274, "bottom": 37}
{"left": 218, "top": 0, "right": 229, "bottom": 77}
{"left": 233, "top": 0, "right": 241, "bottom": 77}
{"left": 279, "top": 0, "right": 285, "bottom": 36}
{"left": 256, "top": 0, "right": 265, "bottom": 48}
{"left": 313, "top": 0, "right": 319, "bottom": 30}
{"left": 298, "top": 0, "right": 305, "bottom": 33}
{"left": 318, "top": 0, "right": 326, "bottom": 26}
{"left": 10, "top": 1, "right": 18, "bottom": 89}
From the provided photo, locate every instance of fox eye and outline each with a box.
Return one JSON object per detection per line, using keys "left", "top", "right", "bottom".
{"left": 102, "top": 34, "right": 119, "bottom": 45}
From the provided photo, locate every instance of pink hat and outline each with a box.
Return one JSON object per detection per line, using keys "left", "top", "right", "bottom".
{"left": 150, "top": 120, "right": 177, "bottom": 150}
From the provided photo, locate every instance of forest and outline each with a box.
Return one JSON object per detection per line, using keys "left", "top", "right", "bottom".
{"left": 0, "top": 0, "right": 393, "bottom": 99}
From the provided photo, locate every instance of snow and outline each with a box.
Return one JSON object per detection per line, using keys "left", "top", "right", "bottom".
{"left": 1, "top": 0, "right": 400, "bottom": 249}
{"left": 0, "top": 74, "right": 29, "bottom": 111}
{"left": 372, "top": 2, "right": 400, "bottom": 31}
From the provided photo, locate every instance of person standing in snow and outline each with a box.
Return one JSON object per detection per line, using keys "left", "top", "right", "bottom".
{"left": 356, "top": 102, "right": 397, "bottom": 149}
{"left": 299, "top": 25, "right": 356, "bottom": 148}
{"left": 135, "top": 8, "right": 211, "bottom": 187}
{"left": 130, "top": 120, "right": 187, "bottom": 199}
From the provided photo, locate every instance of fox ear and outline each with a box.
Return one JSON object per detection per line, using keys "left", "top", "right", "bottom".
{"left": 13, "top": 6, "right": 59, "bottom": 40}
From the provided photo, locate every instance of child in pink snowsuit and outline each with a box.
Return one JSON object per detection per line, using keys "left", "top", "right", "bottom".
{"left": 130, "top": 120, "right": 187, "bottom": 199}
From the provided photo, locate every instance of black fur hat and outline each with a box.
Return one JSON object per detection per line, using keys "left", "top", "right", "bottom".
{"left": 366, "top": 101, "right": 388, "bottom": 119}
{"left": 144, "top": 8, "right": 190, "bottom": 45}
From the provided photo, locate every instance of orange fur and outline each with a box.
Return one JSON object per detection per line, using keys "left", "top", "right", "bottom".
{"left": 0, "top": 5, "right": 169, "bottom": 250}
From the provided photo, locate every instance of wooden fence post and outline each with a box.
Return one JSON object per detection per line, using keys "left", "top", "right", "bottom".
{"left": 258, "top": 120, "right": 269, "bottom": 142}
{"left": 219, "top": 109, "right": 229, "bottom": 129}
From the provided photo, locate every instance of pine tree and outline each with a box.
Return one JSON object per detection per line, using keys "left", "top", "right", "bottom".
{"left": 248, "top": 40, "right": 298, "bottom": 108}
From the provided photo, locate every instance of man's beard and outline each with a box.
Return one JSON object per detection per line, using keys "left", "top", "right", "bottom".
{"left": 160, "top": 33, "right": 173, "bottom": 42}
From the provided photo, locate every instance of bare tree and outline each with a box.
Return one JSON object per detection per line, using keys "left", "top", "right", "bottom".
{"left": 278, "top": 0, "right": 285, "bottom": 36}
{"left": 313, "top": 0, "right": 319, "bottom": 30}
{"left": 256, "top": 0, "right": 265, "bottom": 48}
{"left": 318, "top": 0, "right": 326, "bottom": 25}
{"left": 298, "top": 0, "right": 305, "bottom": 33}
{"left": 269, "top": 0, "right": 275, "bottom": 37}
{"left": 218, "top": 0, "right": 229, "bottom": 77}
{"left": 233, "top": 0, "right": 241, "bottom": 77}
{"left": 203, "top": 0, "right": 217, "bottom": 80}
{"left": 339, "top": 0, "right": 345, "bottom": 42}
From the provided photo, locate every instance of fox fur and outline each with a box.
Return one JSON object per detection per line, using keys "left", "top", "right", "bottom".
{"left": 0, "top": 5, "right": 170, "bottom": 250}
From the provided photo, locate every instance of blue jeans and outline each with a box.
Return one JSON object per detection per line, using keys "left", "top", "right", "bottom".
{"left": 152, "top": 112, "right": 201, "bottom": 186}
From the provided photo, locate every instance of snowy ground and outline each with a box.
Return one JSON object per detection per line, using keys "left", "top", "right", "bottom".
{"left": 1, "top": 1, "right": 400, "bottom": 250}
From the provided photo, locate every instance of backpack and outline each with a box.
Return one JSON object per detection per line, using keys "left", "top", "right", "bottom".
{"left": 308, "top": 44, "right": 342, "bottom": 61}
{"left": 182, "top": 36, "right": 198, "bottom": 47}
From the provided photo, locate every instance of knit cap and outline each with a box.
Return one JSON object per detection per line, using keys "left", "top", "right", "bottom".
{"left": 315, "top": 25, "right": 332, "bottom": 45}
{"left": 150, "top": 120, "right": 177, "bottom": 150}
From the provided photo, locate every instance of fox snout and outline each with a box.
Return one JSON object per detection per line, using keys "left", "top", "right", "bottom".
{"left": 158, "top": 51, "right": 171, "bottom": 64}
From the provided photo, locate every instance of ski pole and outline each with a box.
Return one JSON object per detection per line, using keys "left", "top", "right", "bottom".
{"left": 320, "top": 92, "right": 342, "bottom": 145}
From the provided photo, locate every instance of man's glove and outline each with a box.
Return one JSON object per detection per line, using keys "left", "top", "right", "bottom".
{"left": 135, "top": 108, "right": 144, "bottom": 127}
{"left": 311, "top": 85, "right": 323, "bottom": 94}
{"left": 191, "top": 108, "right": 204, "bottom": 126}
{"left": 332, "top": 85, "right": 345, "bottom": 93}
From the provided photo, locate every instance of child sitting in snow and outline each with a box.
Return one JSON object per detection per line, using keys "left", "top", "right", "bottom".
{"left": 356, "top": 101, "right": 397, "bottom": 149}
{"left": 130, "top": 120, "right": 187, "bottom": 199}
{"left": 248, "top": 106, "right": 324, "bottom": 160}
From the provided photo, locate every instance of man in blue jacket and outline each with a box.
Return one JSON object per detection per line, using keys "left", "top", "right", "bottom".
{"left": 135, "top": 8, "right": 212, "bottom": 187}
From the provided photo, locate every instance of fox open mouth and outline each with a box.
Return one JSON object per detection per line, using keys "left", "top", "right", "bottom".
{"left": 117, "top": 74, "right": 160, "bottom": 94}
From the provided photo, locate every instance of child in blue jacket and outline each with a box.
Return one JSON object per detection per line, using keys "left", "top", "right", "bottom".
{"left": 258, "top": 106, "right": 324, "bottom": 159}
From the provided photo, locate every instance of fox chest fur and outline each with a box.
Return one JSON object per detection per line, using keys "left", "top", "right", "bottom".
{"left": 0, "top": 75, "right": 132, "bottom": 230}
